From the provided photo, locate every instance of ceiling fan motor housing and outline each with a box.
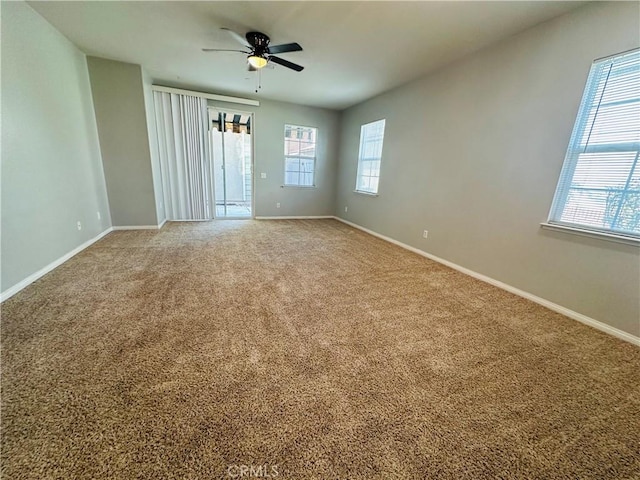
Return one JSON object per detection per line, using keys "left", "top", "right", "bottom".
{"left": 246, "top": 31, "right": 270, "bottom": 55}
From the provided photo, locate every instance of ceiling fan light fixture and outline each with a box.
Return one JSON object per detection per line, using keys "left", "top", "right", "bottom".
{"left": 248, "top": 55, "right": 268, "bottom": 69}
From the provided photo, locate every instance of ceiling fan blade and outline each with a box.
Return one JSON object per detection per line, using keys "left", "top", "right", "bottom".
{"left": 221, "top": 27, "right": 250, "bottom": 48}
{"left": 269, "top": 55, "right": 304, "bottom": 72}
{"left": 267, "top": 42, "right": 302, "bottom": 55}
{"left": 202, "top": 48, "right": 249, "bottom": 53}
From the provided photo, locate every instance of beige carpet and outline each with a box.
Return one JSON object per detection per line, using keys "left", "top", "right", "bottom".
{"left": 1, "top": 219, "right": 639, "bottom": 479}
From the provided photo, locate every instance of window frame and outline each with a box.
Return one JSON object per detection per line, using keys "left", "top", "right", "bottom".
{"left": 544, "top": 48, "right": 640, "bottom": 246}
{"left": 283, "top": 124, "right": 318, "bottom": 188}
{"left": 355, "top": 119, "right": 386, "bottom": 195}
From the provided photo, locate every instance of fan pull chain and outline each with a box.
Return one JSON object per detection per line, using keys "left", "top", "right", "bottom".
{"left": 255, "top": 68, "right": 262, "bottom": 93}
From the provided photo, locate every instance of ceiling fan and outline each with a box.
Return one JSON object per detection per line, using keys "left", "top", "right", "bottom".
{"left": 203, "top": 28, "right": 304, "bottom": 72}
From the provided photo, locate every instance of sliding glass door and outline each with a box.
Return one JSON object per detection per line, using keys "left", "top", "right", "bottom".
{"left": 209, "top": 109, "right": 253, "bottom": 218}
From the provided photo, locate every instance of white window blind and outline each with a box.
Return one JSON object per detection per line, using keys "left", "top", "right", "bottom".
{"left": 356, "top": 119, "right": 386, "bottom": 194}
{"left": 548, "top": 49, "right": 640, "bottom": 239}
{"left": 284, "top": 125, "right": 317, "bottom": 187}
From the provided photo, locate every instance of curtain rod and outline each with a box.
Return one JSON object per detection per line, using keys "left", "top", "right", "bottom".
{"left": 151, "top": 85, "right": 260, "bottom": 107}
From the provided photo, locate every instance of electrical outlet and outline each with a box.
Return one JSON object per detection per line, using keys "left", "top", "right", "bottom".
{"left": 261, "top": 172, "right": 267, "bottom": 179}
{"left": 423, "top": 230, "right": 428, "bottom": 239}
{"left": 97, "top": 211, "right": 101, "bottom": 220}
{"left": 344, "top": 206, "right": 348, "bottom": 213}
{"left": 77, "top": 221, "right": 82, "bottom": 231}
{"left": 276, "top": 202, "right": 281, "bottom": 208}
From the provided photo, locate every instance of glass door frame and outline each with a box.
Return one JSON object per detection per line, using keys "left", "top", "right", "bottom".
{"left": 208, "top": 107, "right": 255, "bottom": 219}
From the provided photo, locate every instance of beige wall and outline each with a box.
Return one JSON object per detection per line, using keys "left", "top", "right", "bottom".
{"left": 1, "top": 1, "right": 111, "bottom": 293}
{"left": 87, "top": 57, "right": 160, "bottom": 227}
{"left": 208, "top": 98, "right": 340, "bottom": 217}
{"left": 335, "top": 1, "right": 640, "bottom": 336}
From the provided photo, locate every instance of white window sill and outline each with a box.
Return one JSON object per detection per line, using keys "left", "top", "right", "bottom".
{"left": 540, "top": 223, "right": 640, "bottom": 247}
{"left": 353, "top": 190, "right": 379, "bottom": 197}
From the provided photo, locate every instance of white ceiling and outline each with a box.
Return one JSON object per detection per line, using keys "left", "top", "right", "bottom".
{"left": 28, "top": 1, "right": 586, "bottom": 110}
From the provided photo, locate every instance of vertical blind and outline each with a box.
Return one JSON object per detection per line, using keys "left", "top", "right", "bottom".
{"left": 153, "top": 91, "right": 213, "bottom": 220}
{"left": 549, "top": 48, "right": 640, "bottom": 237}
{"left": 355, "top": 119, "right": 386, "bottom": 194}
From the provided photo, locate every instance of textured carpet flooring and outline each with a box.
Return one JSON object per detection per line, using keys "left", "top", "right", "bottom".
{"left": 1, "top": 219, "right": 639, "bottom": 479}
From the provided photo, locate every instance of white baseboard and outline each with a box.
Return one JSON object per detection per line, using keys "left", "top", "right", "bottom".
{"left": 334, "top": 216, "right": 640, "bottom": 347}
{"left": 0, "top": 227, "right": 114, "bottom": 303}
{"left": 255, "top": 216, "right": 335, "bottom": 220}
{"left": 112, "top": 225, "right": 163, "bottom": 230}
{"left": 158, "top": 219, "right": 167, "bottom": 229}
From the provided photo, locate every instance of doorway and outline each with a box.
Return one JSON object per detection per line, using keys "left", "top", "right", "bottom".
{"left": 209, "top": 109, "right": 253, "bottom": 218}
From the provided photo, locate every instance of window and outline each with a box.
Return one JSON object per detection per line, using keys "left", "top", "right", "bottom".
{"left": 355, "top": 119, "right": 386, "bottom": 195}
{"left": 548, "top": 49, "right": 640, "bottom": 241}
{"left": 284, "top": 125, "right": 317, "bottom": 186}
